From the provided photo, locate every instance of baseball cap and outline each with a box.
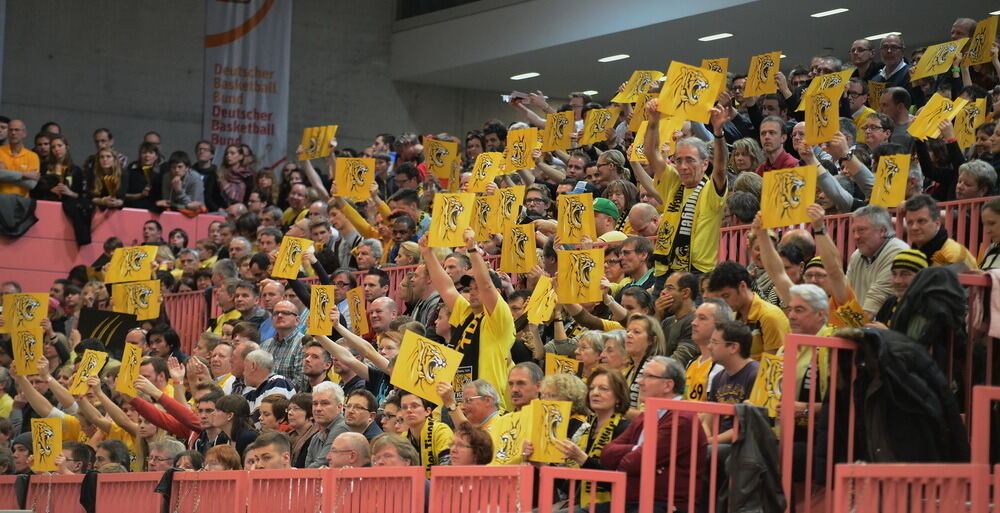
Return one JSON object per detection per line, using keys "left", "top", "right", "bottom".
{"left": 593, "top": 198, "right": 620, "bottom": 221}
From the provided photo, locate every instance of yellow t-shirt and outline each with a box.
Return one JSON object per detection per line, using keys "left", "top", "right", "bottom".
{"left": 0, "top": 145, "right": 40, "bottom": 196}
{"left": 652, "top": 168, "right": 726, "bottom": 275}
{"left": 742, "top": 293, "right": 790, "bottom": 361}
{"left": 211, "top": 309, "right": 242, "bottom": 336}
{"left": 449, "top": 296, "right": 516, "bottom": 412}
{"left": 105, "top": 423, "right": 140, "bottom": 472}
{"left": 61, "top": 414, "right": 88, "bottom": 443}
{"left": 684, "top": 355, "right": 715, "bottom": 401}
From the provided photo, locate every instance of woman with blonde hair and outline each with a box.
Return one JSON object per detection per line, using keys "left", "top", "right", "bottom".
{"left": 394, "top": 241, "right": 421, "bottom": 266}
{"left": 727, "top": 138, "right": 765, "bottom": 175}
{"left": 204, "top": 444, "right": 243, "bottom": 470}
{"left": 539, "top": 373, "right": 591, "bottom": 439}
{"left": 622, "top": 314, "right": 668, "bottom": 410}
{"left": 91, "top": 147, "right": 127, "bottom": 209}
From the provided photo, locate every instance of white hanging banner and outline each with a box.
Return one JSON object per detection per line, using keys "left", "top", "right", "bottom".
{"left": 203, "top": 0, "right": 291, "bottom": 169}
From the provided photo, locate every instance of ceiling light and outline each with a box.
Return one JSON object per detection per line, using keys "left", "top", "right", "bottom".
{"left": 780, "top": 54, "right": 788, "bottom": 58}
{"left": 597, "top": 54, "right": 630, "bottom": 63}
{"left": 510, "top": 72, "right": 540, "bottom": 80}
{"left": 811, "top": 8, "right": 849, "bottom": 17}
{"left": 991, "top": 10, "right": 1000, "bottom": 15}
{"left": 581, "top": 90, "right": 598, "bottom": 96}
{"left": 698, "top": 33, "right": 733, "bottom": 42}
{"left": 865, "top": 31, "right": 901, "bottom": 41}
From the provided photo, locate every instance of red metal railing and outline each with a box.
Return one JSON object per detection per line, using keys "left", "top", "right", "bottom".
{"left": 430, "top": 464, "right": 534, "bottom": 513}
{"left": 831, "top": 463, "right": 990, "bottom": 513}
{"left": 0, "top": 475, "right": 19, "bottom": 510}
{"left": 95, "top": 472, "right": 163, "bottom": 513}
{"left": 970, "top": 386, "right": 1000, "bottom": 467}
{"left": 247, "top": 468, "right": 325, "bottom": 513}
{"left": 327, "top": 466, "right": 427, "bottom": 513}
{"left": 170, "top": 469, "right": 248, "bottom": 512}
{"left": 24, "top": 473, "right": 87, "bottom": 513}
{"left": 537, "top": 466, "right": 626, "bottom": 513}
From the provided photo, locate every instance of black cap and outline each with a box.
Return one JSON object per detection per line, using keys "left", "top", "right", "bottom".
{"left": 458, "top": 270, "right": 503, "bottom": 290}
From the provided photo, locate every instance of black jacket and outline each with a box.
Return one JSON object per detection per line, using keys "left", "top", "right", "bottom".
{"left": 719, "top": 404, "right": 786, "bottom": 513}
{"left": 889, "top": 266, "right": 967, "bottom": 372}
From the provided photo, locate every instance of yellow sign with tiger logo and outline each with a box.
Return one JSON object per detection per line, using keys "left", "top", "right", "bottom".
{"left": 627, "top": 93, "right": 658, "bottom": 132}
{"left": 390, "top": 330, "right": 463, "bottom": 405}
{"left": 116, "top": 343, "right": 142, "bottom": 397}
{"left": 335, "top": 157, "right": 376, "bottom": 201}
{"left": 525, "top": 399, "right": 571, "bottom": 464}
{"left": 580, "top": 107, "right": 621, "bottom": 146}
{"left": 700, "top": 58, "right": 729, "bottom": 79}
{"left": 503, "top": 127, "right": 539, "bottom": 172}
{"left": 760, "top": 165, "right": 817, "bottom": 229}
{"left": 545, "top": 353, "right": 583, "bottom": 377}
{"left": 556, "top": 192, "right": 596, "bottom": 244}
{"left": 308, "top": 285, "right": 336, "bottom": 336}
{"left": 748, "top": 352, "right": 783, "bottom": 418}
{"left": 430, "top": 193, "right": 474, "bottom": 248}
{"left": 12, "top": 326, "right": 44, "bottom": 376}
{"left": 611, "top": 70, "right": 664, "bottom": 104}
{"left": 111, "top": 279, "right": 161, "bottom": 321}
{"left": 472, "top": 194, "right": 496, "bottom": 242}
{"left": 423, "top": 137, "right": 459, "bottom": 179}
{"left": 963, "top": 16, "right": 997, "bottom": 67}
{"left": 299, "top": 125, "right": 338, "bottom": 160}
{"left": 272, "top": 236, "right": 313, "bottom": 279}
{"left": 526, "top": 275, "right": 557, "bottom": 324}
{"left": 911, "top": 38, "right": 967, "bottom": 82}
{"left": 743, "top": 51, "right": 782, "bottom": 97}
{"left": 0, "top": 292, "right": 49, "bottom": 335}
{"left": 542, "top": 111, "right": 574, "bottom": 152}
{"left": 346, "top": 286, "right": 369, "bottom": 337}
{"left": 804, "top": 87, "right": 841, "bottom": 145}
{"left": 869, "top": 154, "right": 911, "bottom": 208}
{"left": 907, "top": 93, "right": 969, "bottom": 140}
{"left": 556, "top": 249, "right": 604, "bottom": 304}
{"left": 31, "top": 418, "right": 62, "bottom": 472}
{"left": 106, "top": 246, "right": 158, "bottom": 284}
{"left": 69, "top": 349, "right": 109, "bottom": 395}
{"left": 500, "top": 223, "right": 536, "bottom": 274}
{"left": 797, "top": 69, "right": 853, "bottom": 112}
{"left": 954, "top": 98, "right": 987, "bottom": 151}
{"left": 492, "top": 185, "right": 525, "bottom": 235}
{"left": 469, "top": 152, "right": 503, "bottom": 193}
{"left": 658, "top": 61, "right": 725, "bottom": 124}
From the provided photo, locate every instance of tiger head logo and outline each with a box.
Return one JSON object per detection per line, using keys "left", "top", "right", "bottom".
{"left": 475, "top": 198, "right": 492, "bottom": 230}
{"left": 563, "top": 196, "right": 587, "bottom": 238}
{"left": 305, "top": 136, "right": 319, "bottom": 156}
{"left": 655, "top": 220, "right": 674, "bottom": 253}
{"left": 810, "top": 94, "right": 833, "bottom": 133}
{"left": 631, "top": 71, "right": 655, "bottom": 97}
{"left": 499, "top": 189, "right": 518, "bottom": 219}
{"left": 705, "top": 61, "right": 724, "bottom": 74}
{"left": 439, "top": 196, "right": 465, "bottom": 240}
{"left": 428, "top": 140, "right": 449, "bottom": 168}
{"left": 772, "top": 171, "right": 808, "bottom": 220}
{"left": 124, "top": 283, "right": 155, "bottom": 313}
{"left": 350, "top": 293, "right": 365, "bottom": 324}
{"left": 816, "top": 74, "right": 843, "bottom": 90}
{"left": 510, "top": 227, "right": 529, "bottom": 262}
{"left": 509, "top": 134, "right": 527, "bottom": 167}
{"left": 415, "top": 339, "right": 447, "bottom": 384}
{"left": 672, "top": 68, "right": 710, "bottom": 111}
{"left": 35, "top": 423, "right": 56, "bottom": 459}
{"left": 589, "top": 110, "right": 612, "bottom": 138}
{"left": 551, "top": 114, "right": 569, "bottom": 142}
{"left": 540, "top": 403, "right": 564, "bottom": 449}
{"left": 315, "top": 288, "right": 331, "bottom": 322}
{"left": 475, "top": 154, "right": 495, "bottom": 182}
{"left": 880, "top": 157, "right": 902, "bottom": 195}
{"left": 495, "top": 417, "right": 522, "bottom": 463}
{"left": 929, "top": 43, "right": 959, "bottom": 68}
{"left": 16, "top": 330, "right": 37, "bottom": 363}
{"left": 345, "top": 160, "right": 369, "bottom": 193}
{"left": 570, "top": 253, "right": 597, "bottom": 291}
{"left": 966, "top": 30, "right": 986, "bottom": 62}
{"left": 283, "top": 239, "right": 304, "bottom": 270}
{"left": 78, "top": 356, "right": 101, "bottom": 384}
{"left": 754, "top": 55, "right": 775, "bottom": 84}
{"left": 13, "top": 296, "right": 41, "bottom": 328}
{"left": 554, "top": 358, "right": 579, "bottom": 375}
{"left": 962, "top": 104, "right": 982, "bottom": 133}
{"left": 119, "top": 247, "right": 150, "bottom": 278}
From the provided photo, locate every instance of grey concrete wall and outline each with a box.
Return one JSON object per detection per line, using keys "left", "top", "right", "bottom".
{"left": 0, "top": 0, "right": 516, "bottom": 166}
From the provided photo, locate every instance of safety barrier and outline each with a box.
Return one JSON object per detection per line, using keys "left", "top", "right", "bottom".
{"left": 537, "top": 466, "right": 626, "bottom": 513}
{"left": 95, "top": 471, "right": 163, "bottom": 513}
{"left": 247, "top": 468, "right": 325, "bottom": 513}
{"left": 328, "top": 466, "right": 426, "bottom": 513}
{"left": 170, "top": 469, "right": 248, "bottom": 512}
{"left": 719, "top": 195, "right": 996, "bottom": 265}
{"left": 0, "top": 475, "right": 19, "bottom": 510}
{"left": 831, "top": 463, "right": 990, "bottom": 513}
{"left": 430, "top": 464, "right": 534, "bottom": 513}
{"left": 971, "top": 386, "right": 1000, "bottom": 466}
{"left": 638, "top": 398, "right": 736, "bottom": 513}
{"left": 779, "top": 334, "right": 859, "bottom": 513}
{"left": 24, "top": 472, "right": 87, "bottom": 513}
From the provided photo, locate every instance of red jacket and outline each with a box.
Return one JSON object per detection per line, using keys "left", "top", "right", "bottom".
{"left": 755, "top": 149, "right": 801, "bottom": 175}
{"left": 130, "top": 394, "right": 202, "bottom": 440}
{"left": 600, "top": 408, "right": 707, "bottom": 510}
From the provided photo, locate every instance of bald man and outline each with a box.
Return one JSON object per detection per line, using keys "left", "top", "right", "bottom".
{"left": 0, "top": 119, "right": 40, "bottom": 196}
{"left": 628, "top": 203, "right": 661, "bottom": 237}
{"left": 326, "top": 432, "right": 371, "bottom": 468}
{"left": 369, "top": 297, "right": 398, "bottom": 335}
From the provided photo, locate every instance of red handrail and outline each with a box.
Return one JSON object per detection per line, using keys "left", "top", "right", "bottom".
{"left": 95, "top": 471, "right": 163, "bottom": 513}
{"left": 537, "top": 466, "right": 626, "bottom": 513}
{"left": 832, "top": 463, "right": 990, "bottom": 513}
{"left": 430, "top": 465, "right": 534, "bottom": 513}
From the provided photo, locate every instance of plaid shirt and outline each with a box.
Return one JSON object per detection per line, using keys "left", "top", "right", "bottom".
{"left": 261, "top": 331, "right": 304, "bottom": 387}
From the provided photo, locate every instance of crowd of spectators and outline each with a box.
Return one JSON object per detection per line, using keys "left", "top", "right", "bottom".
{"left": 0, "top": 14, "right": 999, "bottom": 511}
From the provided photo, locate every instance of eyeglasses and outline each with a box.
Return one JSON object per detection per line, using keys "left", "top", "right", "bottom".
{"left": 803, "top": 272, "right": 829, "bottom": 280}
{"left": 334, "top": 281, "right": 352, "bottom": 287}
{"left": 849, "top": 48, "right": 870, "bottom": 54}
{"left": 462, "top": 395, "right": 483, "bottom": 403}
{"left": 862, "top": 125, "right": 886, "bottom": 132}
{"left": 345, "top": 404, "right": 373, "bottom": 412}
{"left": 286, "top": 405, "right": 304, "bottom": 413}
{"left": 620, "top": 249, "right": 637, "bottom": 255}
{"left": 525, "top": 198, "right": 547, "bottom": 204}
{"left": 606, "top": 259, "right": 622, "bottom": 266}
{"left": 328, "top": 449, "right": 355, "bottom": 454}
{"left": 637, "top": 372, "right": 671, "bottom": 380}
{"left": 147, "top": 456, "right": 173, "bottom": 463}
{"left": 846, "top": 92, "right": 865, "bottom": 99}
{"left": 450, "top": 441, "right": 473, "bottom": 450}
{"left": 273, "top": 310, "right": 298, "bottom": 317}
{"left": 880, "top": 45, "right": 903, "bottom": 52}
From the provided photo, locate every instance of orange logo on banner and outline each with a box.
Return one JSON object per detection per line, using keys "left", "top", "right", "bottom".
{"left": 205, "top": 0, "right": 277, "bottom": 47}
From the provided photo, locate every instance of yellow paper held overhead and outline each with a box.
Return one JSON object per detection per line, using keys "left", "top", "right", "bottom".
{"left": 111, "top": 280, "right": 161, "bottom": 321}
{"left": 503, "top": 127, "right": 539, "bottom": 172}
{"left": 423, "top": 137, "right": 459, "bottom": 179}
{"left": 429, "top": 192, "right": 474, "bottom": 248}
{"left": 526, "top": 276, "right": 557, "bottom": 325}
{"left": 500, "top": 224, "right": 536, "bottom": 274}
{"left": 31, "top": 418, "right": 62, "bottom": 472}
{"left": 627, "top": 93, "right": 658, "bottom": 132}
{"left": 760, "top": 165, "right": 817, "bottom": 229}
{"left": 526, "top": 399, "right": 571, "bottom": 464}
{"left": 797, "top": 69, "right": 853, "bottom": 111}
{"left": 335, "top": 158, "right": 376, "bottom": 201}
{"left": 556, "top": 192, "right": 596, "bottom": 243}
{"left": 954, "top": 98, "right": 987, "bottom": 151}
{"left": 658, "top": 61, "right": 725, "bottom": 124}
{"left": 611, "top": 70, "right": 664, "bottom": 104}
{"left": 748, "top": 353, "right": 783, "bottom": 417}
{"left": 804, "top": 88, "right": 841, "bottom": 145}
{"left": 908, "top": 93, "right": 969, "bottom": 140}
{"left": 542, "top": 111, "right": 574, "bottom": 152}
{"left": 106, "top": 246, "right": 158, "bottom": 284}
{"left": 389, "top": 330, "right": 463, "bottom": 405}
{"left": 629, "top": 120, "right": 674, "bottom": 163}
{"left": 272, "top": 236, "right": 313, "bottom": 279}
{"left": 116, "top": 343, "right": 142, "bottom": 397}
{"left": 69, "top": 349, "right": 109, "bottom": 395}
{"left": 346, "top": 286, "right": 369, "bottom": 336}
{"left": 869, "top": 154, "right": 911, "bottom": 208}
{"left": 299, "top": 125, "right": 338, "bottom": 160}
{"left": 468, "top": 152, "right": 503, "bottom": 192}
{"left": 866, "top": 81, "right": 886, "bottom": 108}
{"left": 472, "top": 195, "right": 496, "bottom": 242}
{"left": 580, "top": 107, "right": 621, "bottom": 146}
{"left": 0, "top": 292, "right": 49, "bottom": 334}
{"left": 557, "top": 249, "right": 604, "bottom": 304}
{"left": 489, "top": 410, "right": 527, "bottom": 465}
{"left": 495, "top": 185, "right": 525, "bottom": 232}
{"left": 744, "top": 51, "right": 782, "bottom": 96}
{"left": 12, "top": 326, "right": 44, "bottom": 376}
{"left": 911, "top": 38, "right": 968, "bottom": 82}
{"left": 963, "top": 16, "right": 998, "bottom": 67}
{"left": 545, "top": 353, "right": 583, "bottom": 376}
{"left": 308, "top": 285, "right": 336, "bottom": 336}
{"left": 701, "top": 58, "right": 729, "bottom": 78}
